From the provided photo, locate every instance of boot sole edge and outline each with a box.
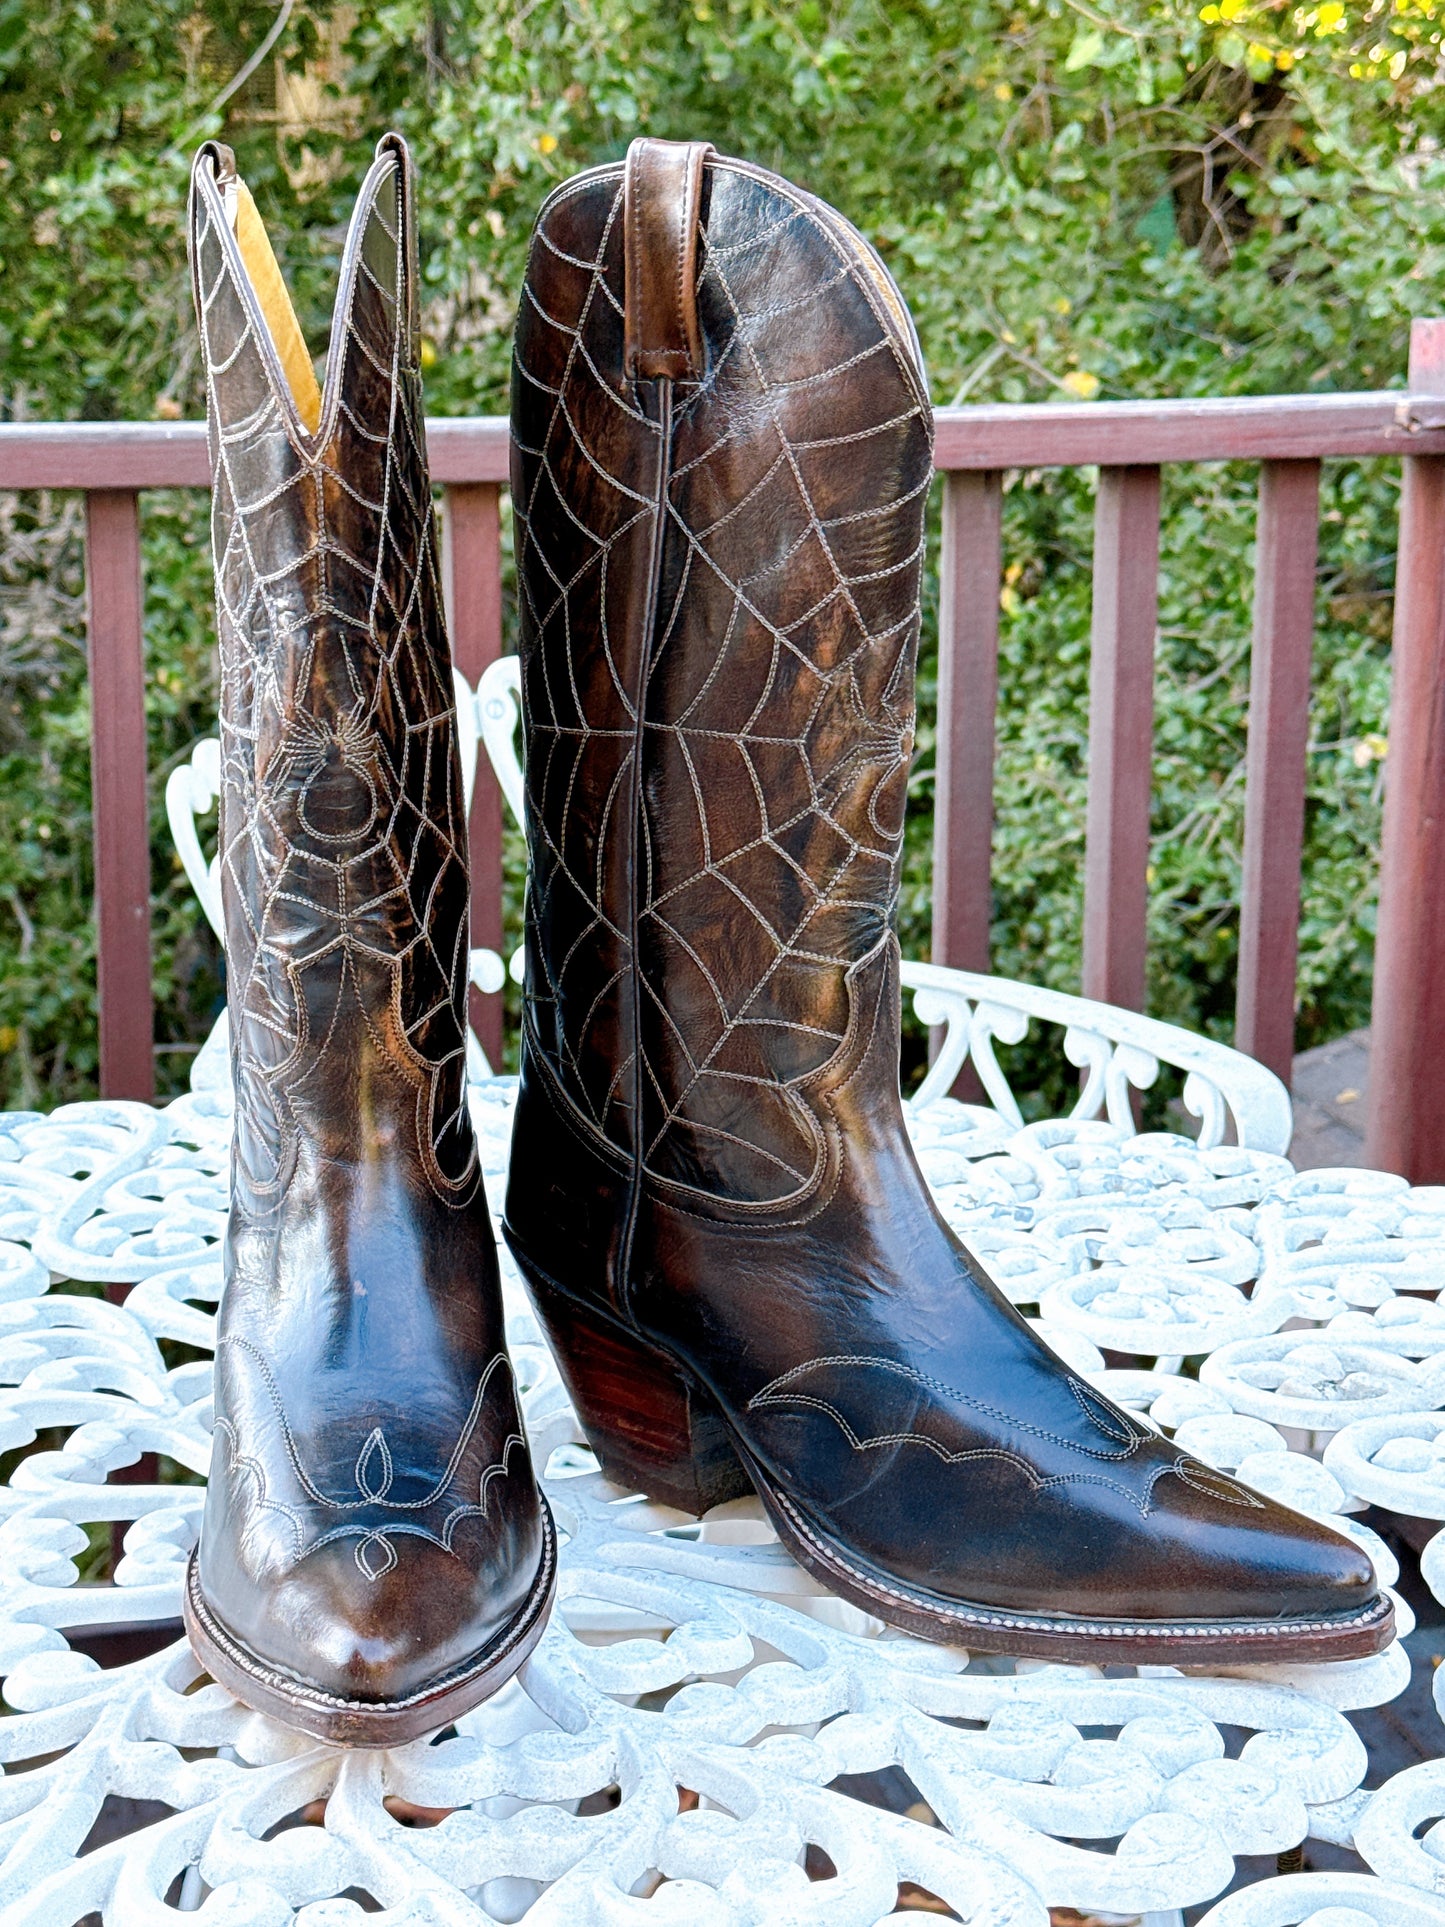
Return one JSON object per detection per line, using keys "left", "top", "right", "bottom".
{"left": 182, "top": 1500, "right": 557, "bottom": 1747}
{"left": 753, "top": 1473, "right": 1397, "bottom": 1665}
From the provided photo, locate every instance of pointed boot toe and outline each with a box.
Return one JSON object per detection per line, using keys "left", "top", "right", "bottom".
{"left": 186, "top": 1316, "right": 556, "bottom": 1746}
{"left": 266, "top": 1542, "right": 482, "bottom": 1701}
{"left": 503, "top": 138, "right": 1393, "bottom": 1668}
{"left": 707, "top": 1323, "right": 1394, "bottom": 1663}
{"left": 1123, "top": 1453, "right": 1382, "bottom": 1628}
{"left": 188, "top": 1512, "right": 554, "bottom": 1746}
{"left": 1268, "top": 1514, "right": 1380, "bottom": 1620}
{"left": 184, "top": 135, "right": 553, "bottom": 1745}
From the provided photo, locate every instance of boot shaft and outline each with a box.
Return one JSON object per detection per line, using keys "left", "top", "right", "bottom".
{"left": 189, "top": 138, "right": 476, "bottom": 1210}
{"left": 512, "top": 142, "right": 933, "bottom": 1212}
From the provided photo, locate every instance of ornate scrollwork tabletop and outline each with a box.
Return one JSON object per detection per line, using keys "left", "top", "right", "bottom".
{"left": 6, "top": 1044, "right": 1445, "bottom": 1927}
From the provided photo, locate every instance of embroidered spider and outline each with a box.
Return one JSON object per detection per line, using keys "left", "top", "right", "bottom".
{"left": 273, "top": 704, "right": 382, "bottom": 845}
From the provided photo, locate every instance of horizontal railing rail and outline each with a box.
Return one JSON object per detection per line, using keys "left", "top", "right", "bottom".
{"left": 8, "top": 387, "right": 1445, "bottom": 487}
{"left": 5, "top": 326, "right": 1445, "bottom": 1176}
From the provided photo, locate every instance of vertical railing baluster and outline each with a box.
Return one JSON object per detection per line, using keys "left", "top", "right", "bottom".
{"left": 1082, "top": 465, "right": 1160, "bottom": 1012}
{"left": 1367, "top": 318, "right": 1445, "bottom": 1180}
{"left": 84, "top": 489, "right": 153, "bottom": 1102}
{"left": 931, "top": 470, "right": 1002, "bottom": 978}
{"left": 1235, "top": 459, "right": 1321, "bottom": 1085}
{"left": 443, "top": 482, "right": 506, "bottom": 1072}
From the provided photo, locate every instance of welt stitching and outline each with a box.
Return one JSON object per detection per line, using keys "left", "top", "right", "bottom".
{"left": 770, "top": 1487, "right": 1377, "bottom": 1638}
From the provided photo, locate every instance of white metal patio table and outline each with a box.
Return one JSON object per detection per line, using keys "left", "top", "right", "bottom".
{"left": 3, "top": 977, "right": 1445, "bottom": 1927}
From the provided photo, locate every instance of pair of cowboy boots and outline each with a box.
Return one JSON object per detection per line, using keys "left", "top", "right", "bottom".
{"left": 186, "top": 133, "right": 1390, "bottom": 1745}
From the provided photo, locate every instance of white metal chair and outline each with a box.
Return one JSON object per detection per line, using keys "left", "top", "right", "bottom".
{"left": 457, "top": 660, "right": 527, "bottom": 992}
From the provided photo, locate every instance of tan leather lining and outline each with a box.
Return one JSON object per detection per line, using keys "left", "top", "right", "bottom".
{"left": 231, "top": 181, "right": 322, "bottom": 433}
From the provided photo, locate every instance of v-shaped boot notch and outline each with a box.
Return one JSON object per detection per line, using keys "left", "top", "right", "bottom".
{"left": 217, "top": 154, "right": 322, "bottom": 434}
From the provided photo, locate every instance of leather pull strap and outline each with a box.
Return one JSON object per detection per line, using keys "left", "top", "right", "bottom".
{"left": 624, "top": 137, "right": 714, "bottom": 380}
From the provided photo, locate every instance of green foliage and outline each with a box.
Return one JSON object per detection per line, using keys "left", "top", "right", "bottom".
{"left": 3, "top": 0, "right": 1443, "bottom": 1102}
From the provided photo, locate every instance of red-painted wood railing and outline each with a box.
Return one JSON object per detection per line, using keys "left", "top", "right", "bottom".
{"left": 4, "top": 352, "right": 1445, "bottom": 1172}
{"left": 1367, "top": 321, "right": 1445, "bottom": 1180}
{"left": 440, "top": 480, "right": 506, "bottom": 1072}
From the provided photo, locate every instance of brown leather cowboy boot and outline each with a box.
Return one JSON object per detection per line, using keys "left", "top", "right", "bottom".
{"left": 183, "top": 136, "right": 554, "bottom": 1744}
{"left": 504, "top": 137, "right": 1391, "bottom": 1664}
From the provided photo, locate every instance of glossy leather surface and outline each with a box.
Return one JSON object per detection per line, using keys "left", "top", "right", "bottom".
{"left": 189, "top": 136, "right": 546, "bottom": 1708}
{"left": 506, "top": 142, "right": 1385, "bottom": 1640}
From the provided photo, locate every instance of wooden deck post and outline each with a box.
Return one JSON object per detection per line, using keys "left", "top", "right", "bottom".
{"left": 1082, "top": 466, "right": 1161, "bottom": 1011}
{"left": 84, "top": 490, "right": 154, "bottom": 1102}
{"left": 931, "top": 471, "right": 1002, "bottom": 975}
{"left": 1366, "top": 319, "right": 1445, "bottom": 1179}
{"left": 1235, "top": 459, "right": 1321, "bottom": 1084}
{"left": 443, "top": 483, "right": 507, "bottom": 1071}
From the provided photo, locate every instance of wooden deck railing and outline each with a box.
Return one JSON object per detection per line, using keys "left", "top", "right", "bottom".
{"left": 5, "top": 319, "right": 1445, "bottom": 1177}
